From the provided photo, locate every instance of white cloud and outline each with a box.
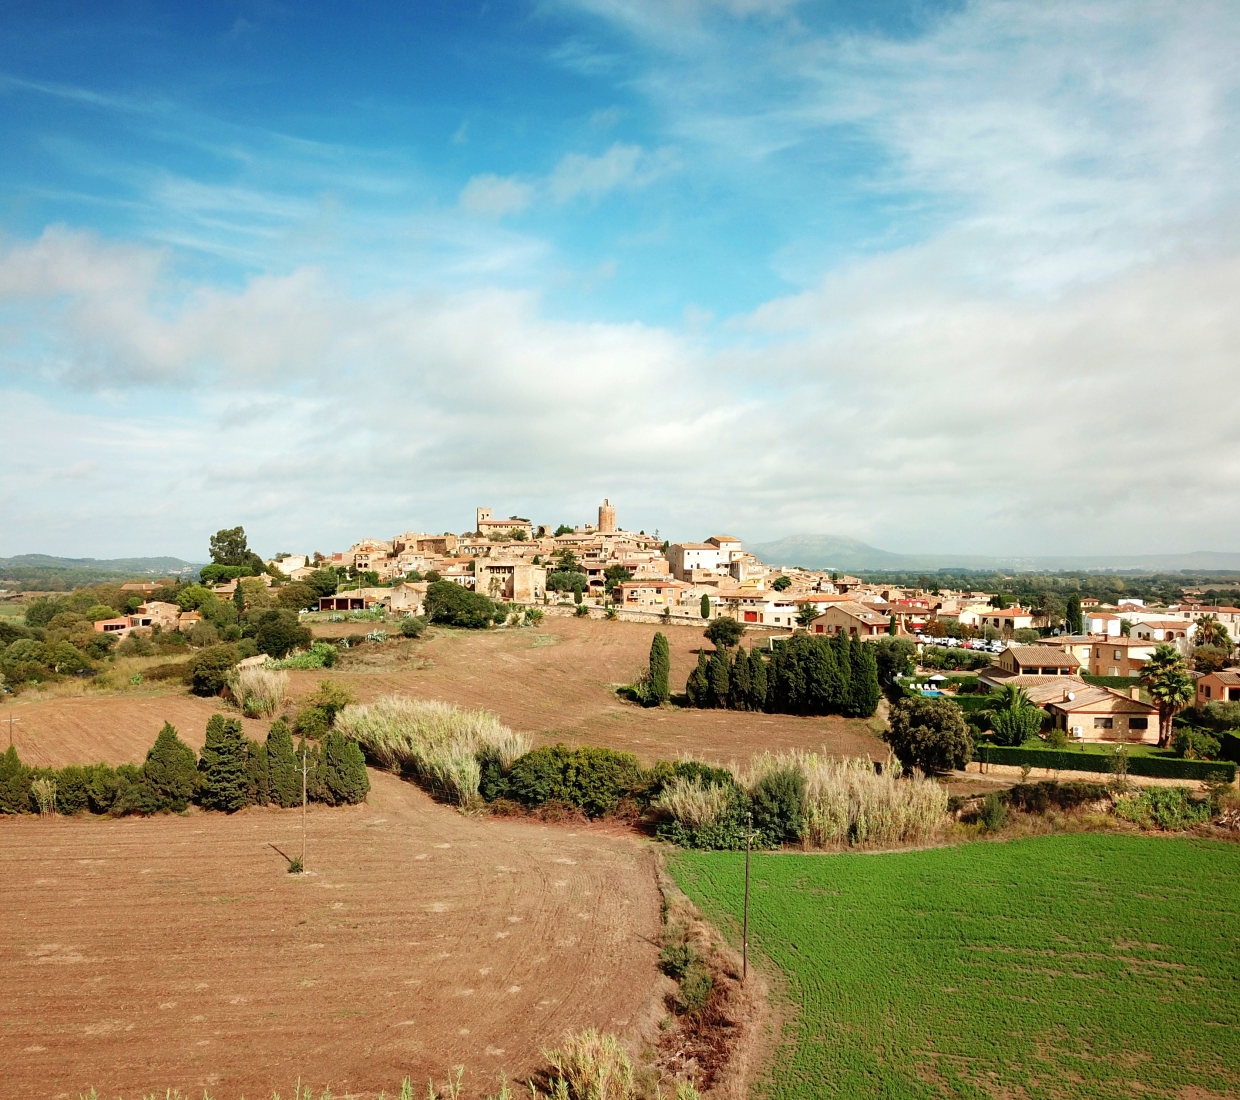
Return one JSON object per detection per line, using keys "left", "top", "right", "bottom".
{"left": 458, "top": 173, "right": 535, "bottom": 218}
{"left": 548, "top": 143, "right": 676, "bottom": 202}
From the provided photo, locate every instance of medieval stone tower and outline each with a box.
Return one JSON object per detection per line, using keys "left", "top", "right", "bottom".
{"left": 598, "top": 498, "right": 616, "bottom": 533}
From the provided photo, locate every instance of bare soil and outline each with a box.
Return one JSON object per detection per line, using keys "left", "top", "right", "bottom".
{"left": 0, "top": 771, "right": 662, "bottom": 1100}
{"left": 4, "top": 617, "right": 884, "bottom": 770}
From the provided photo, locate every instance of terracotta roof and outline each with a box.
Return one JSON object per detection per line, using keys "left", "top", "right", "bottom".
{"left": 1208, "top": 670, "right": 1240, "bottom": 685}
{"left": 1009, "top": 646, "right": 1081, "bottom": 667}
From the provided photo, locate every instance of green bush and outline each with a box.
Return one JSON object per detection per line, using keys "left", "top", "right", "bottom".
{"left": 0, "top": 745, "right": 33, "bottom": 813}
{"left": 704, "top": 617, "right": 744, "bottom": 648}
{"left": 1173, "top": 728, "right": 1221, "bottom": 761}
{"left": 188, "top": 644, "right": 239, "bottom": 696}
{"left": 751, "top": 765, "right": 805, "bottom": 843}
{"left": 885, "top": 697, "right": 974, "bottom": 774}
{"left": 503, "top": 744, "right": 644, "bottom": 818}
{"left": 424, "top": 580, "right": 500, "bottom": 628}
{"left": 399, "top": 616, "right": 428, "bottom": 639}
{"left": 143, "top": 722, "right": 198, "bottom": 812}
{"left": 991, "top": 706, "right": 1044, "bottom": 747}
{"left": 675, "top": 960, "right": 714, "bottom": 1016}
{"left": 980, "top": 792, "right": 1007, "bottom": 831}
{"left": 252, "top": 609, "right": 314, "bottom": 659}
{"left": 1113, "top": 787, "right": 1212, "bottom": 830}
{"left": 1004, "top": 781, "right": 1110, "bottom": 815}
{"left": 198, "top": 714, "right": 249, "bottom": 812}
{"left": 659, "top": 942, "right": 695, "bottom": 979}
{"left": 54, "top": 764, "right": 91, "bottom": 815}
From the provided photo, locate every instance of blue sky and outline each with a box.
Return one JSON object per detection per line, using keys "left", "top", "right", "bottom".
{"left": 2, "top": 1, "right": 1239, "bottom": 560}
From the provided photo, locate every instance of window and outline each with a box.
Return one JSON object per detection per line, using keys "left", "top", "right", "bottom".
{"left": 1130, "top": 717, "right": 1148, "bottom": 730}
{"left": 1231, "top": 688, "right": 1240, "bottom": 702}
{"left": 1114, "top": 650, "right": 1122, "bottom": 660}
{"left": 1205, "top": 686, "right": 1213, "bottom": 698}
{"left": 1093, "top": 717, "right": 1114, "bottom": 729}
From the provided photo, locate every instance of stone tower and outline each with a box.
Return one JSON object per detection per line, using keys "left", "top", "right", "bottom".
{"left": 476, "top": 507, "right": 492, "bottom": 531}
{"left": 598, "top": 498, "right": 616, "bottom": 533}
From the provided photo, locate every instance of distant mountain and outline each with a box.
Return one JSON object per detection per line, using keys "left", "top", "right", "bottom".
{"left": 749, "top": 535, "right": 1240, "bottom": 574}
{"left": 0, "top": 554, "right": 202, "bottom": 591}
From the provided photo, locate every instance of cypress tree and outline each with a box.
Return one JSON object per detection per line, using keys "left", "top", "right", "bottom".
{"left": 700, "top": 594, "right": 711, "bottom": 619}
{"left": 648, "top": 632, "right": 671, "bottom": 705}
{"left": 321, "top": 730, "right": 370, "bottom": 805}
{"left": 847, "top": 636, "right": 882, "bottom": 718}
{"left": 828, "top": 634, "right": 851, "bottom": 712}
{"left": 266, "top": 718, "right": 301, "bottom": 808}
{"left": 686, "top": 650, "right": 709, "bottom": 707}
{"left": 233, "top": 582, "right": 246, "bottom": 617}
{"left": 805, "top": 637, "right": 837, "bottom": 714}
{"left": 887, "top": 615, "right": 897, "bottom": 636}
{"left": 1066, "top": 592, "right": 1083, "bottom": 634}
{"left": 198, "top": 714, "right": 248, "bottom": 812}
{"left": 708, "top": 646, "right": 730, "bottom": 708}
{"left": 748, "top": 647, "right": 768, "bottom": 711}
{"left": 729, "top": 647, "right": 751, "bottom": 710}
{"left": 143, "top": 721, "right": 198, "bottom": 812}
{"left": 244, "top": 739, "right": 270, "bottom": 805}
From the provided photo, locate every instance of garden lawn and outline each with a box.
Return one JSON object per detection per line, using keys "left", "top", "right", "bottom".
{"left": 670, "top": 834, "right": 1240, "bottom": 1099}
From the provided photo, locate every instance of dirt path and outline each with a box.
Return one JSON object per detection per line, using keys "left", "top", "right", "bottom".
{"left": 0, "top": 771, "right": 663, "bottom": 1100}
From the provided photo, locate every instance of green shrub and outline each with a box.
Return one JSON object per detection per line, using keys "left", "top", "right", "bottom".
{"left": 399, "top": 616, "right": 428, "bottom": 639}
{"left": 424, "top": 580, "right": 499, "bottom": 628}
{"left": 188, "top": 644, "right": 239, "bottom": 696}
{"left": 0, "top": 745, "right": 33, "bottom": 813}
{"left": 751, "top": 765, "right": 805, "bottom": 843}
{"left": 253, "top": 609, "right": 314, "bottom": 659}
{"left": 54, "top": 764, "right": 91, "bottom": 815}
{"left": 269, "top": 641, "right": 337, "bottom": 669}
{"left": 143, "top": 722, "right": 199, "bottom": 812}
{"left": 1113, "top": 787, "right": 1212, "bottom": 830}
{"left": 980, "top": 791, "right": 1007, "bottom": 831}
{"left": 885, "top": 697, "right": 974, "bottom": 774}
{"left": 198, "top": 714, "right": 249, "bottom": 812}
{"left": 704, "top": 617, "right": 744, "bottom": 648}
{"left": 504, "top": 744, "right": 644, "bottom": 818}
{"left": 675, "top": 961, "right": 714, "bottom": 1016}
{"left": 1005, "top": 781, "right": 1110, "bottom": 814}
{"left": 991, "top": 706, "right": 1044, "bottom": 747}
{"left": 659, "top": 942, "right": 694, "bottom": 979}
{"left": 1173, "top": 728, "right": 1221, "bottom": 761}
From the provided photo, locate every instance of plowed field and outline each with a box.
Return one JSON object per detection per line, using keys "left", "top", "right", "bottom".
{"left": 1, "top": 771, "right": 662, "bottom": 1100}
{"left": 5, "top": 616, "right": 883, "bottom": 770}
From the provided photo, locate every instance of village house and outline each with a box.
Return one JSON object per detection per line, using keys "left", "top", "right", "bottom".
{"left": 961, "top": 606, "right": 1035, "bottom": 632}
{"left": 613, "top": 579, "right": 690, "bottom": 609}
{"left": 1083, "top": 611, "right": 1123, "bottom": 637}
{"left": 1126, "top": 618, "right": 1192, "bottom": 643}
{"left": 1195, "top": 669, "right": 1240, "bottom": 705}
{"left": 474, "top": 559, "right": 546, "bottom": 602}
{"left": 1041, "top": 683, "right": 1158, "bottom": 743}
{"left": 474, "top": 507, "right": 535, "bottom": 540}
{"left": 1085, "top": 637, "right": 1158, "bottom": 677}
{"left": 809, "top": 601, "right": 889, "bottom": 637}
{"left": 984, "top": 646, "right": 1082, "bottom": 682}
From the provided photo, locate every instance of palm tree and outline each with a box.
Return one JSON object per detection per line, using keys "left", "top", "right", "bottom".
{"left": 991, "top": 683, "right": 1033, "bottom": 711}
{"left": 1194, "top": 614, "right": 1232, "bottom": 652}
{"left": 1140, "top": 643, "right": 1195, "bottom": 747}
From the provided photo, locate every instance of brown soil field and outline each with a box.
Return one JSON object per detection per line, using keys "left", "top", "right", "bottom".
{"left": 0, "top": 771, "right": 663, "bottom": 1100}
{"left": 5, "top": 616, "right": 885, "bottom": 770}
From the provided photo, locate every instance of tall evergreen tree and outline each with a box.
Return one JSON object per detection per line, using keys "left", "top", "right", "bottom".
{"left": 729, "top": 647, "right": 752, "bottom": 710}
{"left": 829, "top": 634, "right": 851, "bottom": 710}
{"left": 266, "top": 718, "right": 302, "bottom": 808}
{"left": 847, "top": 636, "right": 882, "bottom": 718}
{"left": 700, "top": 594, "right": 711, "bottom": 619}
{"left": 198, "top": 714, "right": 249, "bottom": 812}
{"left": 648, "top": 632, "right": 671, "bottom": 705}
{"left": 320, "top": 730, "right": 370, "bottom": 805}
{"left": 233, "top": 582, "right": 246, "bottom": 617}
{"left": 1065, "top": 592, "right": 1083, "bottom": 634}
{"left": 244, "top": 739, "right": 270, "bottom": 805}
{"left": 686, "top": 650, "right": 710, "bottom": 707}
{"left": 143, "top": 721, "right": 198, "bottom": 812}
{"left": 748, "top": 647, "right": 768, "bottom": 711}
{"left": 708, "top": 646, "right": 731, "bottom": 708}
{"left": 805, "top": 637, "right": 837, "bottom": 714}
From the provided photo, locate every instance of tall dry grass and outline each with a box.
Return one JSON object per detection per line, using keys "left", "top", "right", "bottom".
{"left": 653, "top": 775, "right": 734, "bottom": 828}
{"left": 335, "top": 695, "right": 528, "bottom": 804}
{"left": 228, "top": 665, "right": 289, "bottom": 718}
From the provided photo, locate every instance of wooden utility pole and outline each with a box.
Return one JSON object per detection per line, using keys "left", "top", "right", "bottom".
{"left": 301, "top": 742, "right": 308, "bottom": 869}
{"left": 7, "top": 706, "right": 18, "bottom": 749}
{"left": 743, "top": 811, "right": 753, "bottom": 982}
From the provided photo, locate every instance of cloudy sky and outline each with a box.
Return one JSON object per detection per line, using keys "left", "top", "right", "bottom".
{"left": 2, "top": 0, "right": 1238, "bottom": 561}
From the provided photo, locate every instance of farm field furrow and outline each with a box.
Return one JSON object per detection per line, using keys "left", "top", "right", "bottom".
{"left": 670, "top": 834, "right": 1240, "bottom": 1099}
{"left": 0, "top": 770, "right": 662, "bottom": 1100}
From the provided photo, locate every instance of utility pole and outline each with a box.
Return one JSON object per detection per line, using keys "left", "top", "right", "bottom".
{"left": 743, "top": 811, "right": 753, "bottom": 982}
{"left": 301, "top": 741, "right": 308, "bottom": 869}
{"left": 7, "top": 705, "right": 18, "bottom": 750}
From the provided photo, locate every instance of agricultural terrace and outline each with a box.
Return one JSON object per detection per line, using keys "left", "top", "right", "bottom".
{"left": 4, "top": 616, "right": 885, "bottom": 771}
{"left": 671, "top": 834, "right": 1240, "bottom": 1100}
{"left": 0, "top": 770, "right": 662, "bottom": 1100}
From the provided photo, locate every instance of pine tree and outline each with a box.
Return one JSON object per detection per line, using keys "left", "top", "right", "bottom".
{"left": 748, "top": 648, "right": 768, "bottom": 711}
{"left": 728, "top": 647, "right": 751, "bottom": 710}
{"left": 648, "top": 632, "right": 671, "bottom": 705}
{"left": 320, "top": 730, "right": 370, "bottom": 805}
{"left": 233, "top": 582, "right": 246, "bottom": 617}
{"left": 708, "top": 646, "right": 731, "bottom": 708}
{"left": 198, "top": 714, "right": 249, "bottom": 812}
{"left": 266, "top": 719, "right": 302, "bottom": 808}
{"left": 686, "top": 650, "right": 710, "bottom": 707}
{"left": 143, "top": 721, "right": 198, "bottom": 812}
{"left": 847, "top": 636, "right": 882, "bottom": 718}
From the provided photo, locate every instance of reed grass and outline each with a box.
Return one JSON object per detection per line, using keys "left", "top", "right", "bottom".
{"left": 228, "top": 666, "right": 289, "bottom": 718}
{"left": 653, "top": 775, "right": 734, "bottom": 828}
{"left": 541, "top": 1028, "right": 636, "bottom": 1100}
{"left": 335, "top": 695, "right": 528, "bottom": 804}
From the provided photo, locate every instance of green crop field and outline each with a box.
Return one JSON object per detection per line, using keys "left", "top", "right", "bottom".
{"left": 670, "top": 835, "right": 1240, "bottom": 1099}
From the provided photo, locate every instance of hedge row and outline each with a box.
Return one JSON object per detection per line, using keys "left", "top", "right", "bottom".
{"left": 974, "top": 744, "right": 1235, "bottom": 782}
